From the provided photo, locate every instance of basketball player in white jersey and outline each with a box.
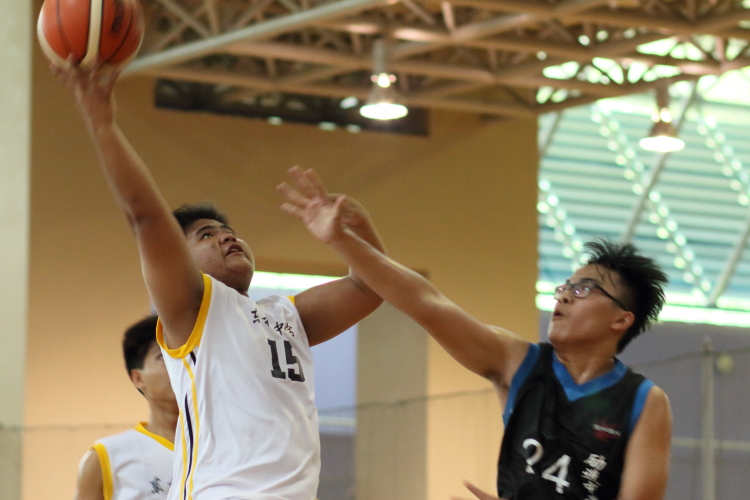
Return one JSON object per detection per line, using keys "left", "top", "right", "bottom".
{"left": 55, "top": 62, "right": 384, "bottom": 500}
{"left": 280, "top": 178, "right": 673, "bottom": 500}
{"left": 74, "top": 316, "right": 178, "bottom": 500}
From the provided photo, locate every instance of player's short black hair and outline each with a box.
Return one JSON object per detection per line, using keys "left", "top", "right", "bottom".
{"left": 122, "top": 315, "right": 159, "bottom": 375}
{"left": 583, "top": 239, "right": 668, "bottom": 353}
{"left": 173, "top": 202, "right": 229, "bottom": 234}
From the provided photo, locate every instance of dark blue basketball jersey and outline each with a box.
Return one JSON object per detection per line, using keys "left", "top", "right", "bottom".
{"left": 497, "top": 343, "right": 653, "bottom": 500}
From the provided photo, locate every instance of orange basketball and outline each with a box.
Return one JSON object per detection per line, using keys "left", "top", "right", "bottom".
{"left": 37, "top": 0, "right": 145, "bottom": 68}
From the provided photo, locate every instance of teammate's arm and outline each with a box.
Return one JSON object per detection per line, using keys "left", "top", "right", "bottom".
{"left": 53, "top": 63, "right": 203, "bottom": 348}
{"left": 282, "top": 168, "right": 385, "bottom": 347}
{"left": 279, "top": 173, "right": 529, "bottom": 385}
{"left": 73, "top": 449, "right": 105, "bottom": 500}
{"left": 618, "top": 386, "right": 672, "bottom": 500}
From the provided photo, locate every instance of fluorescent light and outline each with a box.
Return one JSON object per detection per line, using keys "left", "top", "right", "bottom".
{"left": 639, "top": 134, "right": 685, "bottom": 152}
{"left": 360, "top": 102, "right": 408, "bottom": 120}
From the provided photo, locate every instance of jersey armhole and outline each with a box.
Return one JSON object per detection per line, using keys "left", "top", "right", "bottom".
{"left": 503, "top": 343, "right": 540, "bottom": 426}
{"left": 628, "top": 379, "right": 655, "bottom": 435}
{"left": 156, "top": 273, "right": 213, "bottom": 359}
{"left": 92, "top": 443, "right": 114, "bottom": 500}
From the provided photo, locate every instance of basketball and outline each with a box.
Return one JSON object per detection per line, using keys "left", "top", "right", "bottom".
{"left": 37, "top": 0, "right": 145, "bottom": 68}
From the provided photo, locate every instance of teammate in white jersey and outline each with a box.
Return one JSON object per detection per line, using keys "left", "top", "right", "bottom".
{"left": 75, "top": 316, "right": 178, "bottom": 500}
{"left": 56, "top": 63, "right": 384, "bottom": 500}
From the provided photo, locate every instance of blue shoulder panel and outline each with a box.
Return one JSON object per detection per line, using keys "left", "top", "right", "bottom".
{"left": 628, "top": 379, "right": 655, "bottom": 435}
{"left": 503, "top": 343, "right": 540, "bottom": 426}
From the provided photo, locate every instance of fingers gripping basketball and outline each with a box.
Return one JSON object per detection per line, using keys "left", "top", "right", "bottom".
{"left": 37, "top": 0, "right": 145, "bottom": 68}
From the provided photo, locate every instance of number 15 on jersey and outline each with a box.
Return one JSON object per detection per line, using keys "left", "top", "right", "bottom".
{"left": 267, "top": 339, "right": 305, "bottom": 382}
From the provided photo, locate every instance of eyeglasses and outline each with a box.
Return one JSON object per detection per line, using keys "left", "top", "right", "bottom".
{"left": 554, "top": 280, "right": 629, "bottom": 311}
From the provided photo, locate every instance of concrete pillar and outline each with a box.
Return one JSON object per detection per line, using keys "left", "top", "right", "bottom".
{"left": 0, "top": 1, "right": 32, "bottom": 499}
{"left": 356, "top": 303, "right": 428, "bottom": 500}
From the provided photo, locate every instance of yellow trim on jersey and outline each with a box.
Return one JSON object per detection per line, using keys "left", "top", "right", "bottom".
{"left": 135, "top": 422, "right": 175, "bottom": 451}
{"left": 288, "top": 295, "right": 296, "bottom": 305}
{"left": 92, "top": 442, "right": 114, "bottom": 500}
{"left": 156, "top": 273, "right": 213, "bottom": 358}
{"left": 182, "top": 358, "right": 201, "bottom": 500}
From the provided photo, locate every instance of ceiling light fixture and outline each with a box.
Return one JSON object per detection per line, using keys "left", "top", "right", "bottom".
{"left": 360, "top": 39, "right": 408, "bottom": 121}
{"left": 639, "top": 85, "right": 685, "bottom": 153}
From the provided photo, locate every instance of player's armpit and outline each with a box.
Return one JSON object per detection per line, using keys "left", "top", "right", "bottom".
{"left": 294, "top": 275, "right": 382, "bottom": 347}
{"left": 74, "top": 449, "right": 106, "bottom": 500}
{"left": 617, "top": 386, "right": 672, "bottom": 500}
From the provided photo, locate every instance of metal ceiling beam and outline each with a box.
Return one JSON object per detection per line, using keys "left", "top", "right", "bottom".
{"left": 708, "top": 211, "right": 750, "bottom": 307}
{"left": 390, "top": 0, "right": 613, "bottom": 59}
{"left": 420, "top": 0, "right": 615, "bottom": 15}
{"left": 122, "top": 0, "right": 391, "bottom": 76}
{"left": 317, "top": 17, "right": 666, "bottom": 58}
{"left": 569, "top": 8, "right": 750, "bottom": 39}
{"left": 534, "top": 72, "right": 700, "bottom": 113}
{"left": 225, "top": 40, "right": 690, "bottom": 97}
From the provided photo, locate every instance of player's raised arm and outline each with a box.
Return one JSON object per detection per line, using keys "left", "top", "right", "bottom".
{"left": 52, "top": 62, "right": 203, "bottom": 347}
{"left": 279, "top": 167, "right": 385, "bottom": 346}
{"left": 617, "top": 386, "right": 672, "bottom": 500}
{"left": 279, "top": 169, "right": 529, "bottom": 386}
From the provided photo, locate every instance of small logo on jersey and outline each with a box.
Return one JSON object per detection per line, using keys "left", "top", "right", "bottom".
{"left": 593, "top": 421, "right": 621, "bottom": 441}
{"left": 150, "top": 477, "right": 165, "bottom": 494}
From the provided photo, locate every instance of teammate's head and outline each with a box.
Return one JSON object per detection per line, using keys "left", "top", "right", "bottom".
{"left": 122, "top": 316, "right": 175, "bottom": 404}
{"left": 173, "top": 203, "right": 255, "bottom": 293}
{"left": 581, "top": 239, "right": 667, "bottom": 352}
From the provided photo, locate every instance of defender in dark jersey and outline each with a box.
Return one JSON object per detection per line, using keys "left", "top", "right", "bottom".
{"left": 281, "top": 187, "right": 673, "bottom": 500}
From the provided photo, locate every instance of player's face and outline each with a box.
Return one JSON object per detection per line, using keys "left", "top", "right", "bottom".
{"left": 185, "top": 218, "right": 255, "bottom": 293}
{"left": 548, "top": 265, "right": 633, "bottom": 349}
{"left": 133, "top": 342, "right": 177, "bottom": 407}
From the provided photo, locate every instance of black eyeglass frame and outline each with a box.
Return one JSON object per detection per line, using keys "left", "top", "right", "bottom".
{"left": 554, "top": 280, "right": 630, "bottom": 311}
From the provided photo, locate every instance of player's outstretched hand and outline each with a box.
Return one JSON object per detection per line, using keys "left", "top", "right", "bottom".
{"left": 450, "top": 481, "right": 507, "bottom": 500}
{"left": 277, "top": 166, "right": 349, "bottom": 244}
{"left": 50, "top": 57, "right": 120, "bottom": 128}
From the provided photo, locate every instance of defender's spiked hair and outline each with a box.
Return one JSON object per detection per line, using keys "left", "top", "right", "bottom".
{"left": 583, "top": 239, "right": 668, "bottom": 353}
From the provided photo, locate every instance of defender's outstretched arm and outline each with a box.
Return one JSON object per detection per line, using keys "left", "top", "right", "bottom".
{"left": 280, "top": 167, "right": 385, "bottom": 346}
{"left": 53, "top": 63, "right": 203, "bottom": 348}
{"left": 279, "top": 171, "right": 529, "bottom": 386}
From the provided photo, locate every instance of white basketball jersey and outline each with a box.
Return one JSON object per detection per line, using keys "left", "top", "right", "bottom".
{"left": 156, "top": 274, "right": 319, "bottom": 500}
{"left": 93, "top": 423, "right": 174, "bottom": 500}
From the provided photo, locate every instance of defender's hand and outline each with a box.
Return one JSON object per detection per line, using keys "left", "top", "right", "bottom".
{"left": 278, "top": 166, "right": 349, "bottom": 244}
{"left": 451, "top": 481, "right": 506, "bottom": 500}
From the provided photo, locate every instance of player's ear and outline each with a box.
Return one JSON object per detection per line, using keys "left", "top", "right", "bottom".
{"left": 130, "top": 369, "right": 145, "bottom": 395}
{"left": 612, "top": 310, "right": 634, "bottom": 333}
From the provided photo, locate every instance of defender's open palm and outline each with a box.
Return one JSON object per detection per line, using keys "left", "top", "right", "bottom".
{"left": 278, "top": 167, "right": 350, "bottom": 244}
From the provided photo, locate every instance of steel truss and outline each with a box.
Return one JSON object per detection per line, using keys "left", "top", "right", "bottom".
{"left": 123, "top": 0, "right": 750, "bottom": 118}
